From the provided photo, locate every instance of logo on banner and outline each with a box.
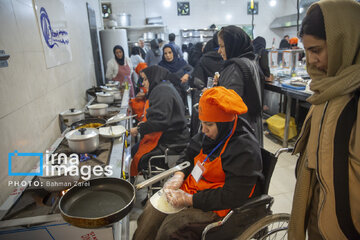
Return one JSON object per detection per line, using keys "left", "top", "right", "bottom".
{"left": 40, "top": 7, "right": 69, "bottom": 48}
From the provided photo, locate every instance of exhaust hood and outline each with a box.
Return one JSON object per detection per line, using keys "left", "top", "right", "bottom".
{"left": 270, "top": 0, "right": 318, "bottom": 29}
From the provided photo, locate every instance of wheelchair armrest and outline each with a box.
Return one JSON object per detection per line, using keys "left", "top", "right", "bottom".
{"left": 164, "top": 143, "right": 188, "bottom": 154}
{"left": 233, "top": 195, "right": 274, "bottom": 214}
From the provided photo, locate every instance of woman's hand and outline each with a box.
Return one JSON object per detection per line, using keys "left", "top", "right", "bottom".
{"left": 164, "top": 189, "right": 193, "bottom": 208}
{"left": 180, "top": 74, "right": 190, "bottom": 84}
{"left": 163, "top": 172, "right": 185, "bottom": 190}
{"left": 136, "top": 92, "right": 145, "bottom": 99}
{"left": 213, "top": 74, "right": 219, "bottom": 86}
{"left": 130, "top": 127, "right": 138, "bottom": 137}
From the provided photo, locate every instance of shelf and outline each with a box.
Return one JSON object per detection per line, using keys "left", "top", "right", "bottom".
{"left": 116, "top": 25, "right": 166, "bottom": 30}
{"left": 181, "top": 28, "right": 217, "bottom": 31}
{"left": 182, "top": 36, "right": 213, "bottom": 38}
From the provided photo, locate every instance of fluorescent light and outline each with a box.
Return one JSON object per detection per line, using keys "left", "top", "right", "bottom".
{"left": 226, "top": 14, "right": 232, "bottom": 21}
{"left": 269, "top": 0, "right": 277, "bottom": 7}
{"left": 163, "top": 0, "right": 171, "bottom": 8}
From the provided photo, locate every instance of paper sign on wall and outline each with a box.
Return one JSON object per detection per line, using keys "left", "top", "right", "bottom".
{"left": 34, "top": 0, "right": 72, "bottom": 68}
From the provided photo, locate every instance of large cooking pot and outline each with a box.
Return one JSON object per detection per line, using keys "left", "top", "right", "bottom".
{"left": 60, "top": 108, "right": 85, "bottom": 126}
{"left": 65, "top": 128, "right": 99, "bottom": 153}
{"left": 88, "top": 104, "right": 108, "bottom": 117}
{"left": 59, "top": 161, "right": 190, "bottom": 228}
{"left": 96, "top": 92, "right": 114, "bottom": 104}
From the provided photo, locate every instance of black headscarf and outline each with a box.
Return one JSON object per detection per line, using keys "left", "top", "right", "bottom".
{"left": 202, "top": 121, "right": 234, "bottom": 154}
{"left": 188, "top": 42, "right": 204, "bottom": 67}
{"left": 159, "top": 44, "right": 187, "bottom": 73}
{"left": 253, "top": 36, "right": 266, "bottom": 55}
{"left": 203, "top": 31, "right": 220, "bottom": 54}
{"left": 113, "top": 45, "right": 125, "bottom": 65}
{"left": 141, "top": 65, "right": 170, "bottom": 97}
{"left": 220, "top": 25, "right": 254, "bottom": 60}
{"left": 150, "top": 39, "right": 161, "bottom": 57}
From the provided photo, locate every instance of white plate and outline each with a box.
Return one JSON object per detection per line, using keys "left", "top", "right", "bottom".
{"left": 99, "top": 125, "right": 126, "bottom": 138}
{"left": 149, "top": 189, "right": 185, "bottom": 214}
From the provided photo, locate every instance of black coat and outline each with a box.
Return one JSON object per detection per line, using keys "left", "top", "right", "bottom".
{"left": 177, "top": 117, "right": 263, "bottom": 211}
{"left": 138, "top": 81, "right": 189, "bottom": 144}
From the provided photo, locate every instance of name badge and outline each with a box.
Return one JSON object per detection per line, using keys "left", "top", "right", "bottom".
{"left": 191, "top": 161, "right": 205, "bottom": 183}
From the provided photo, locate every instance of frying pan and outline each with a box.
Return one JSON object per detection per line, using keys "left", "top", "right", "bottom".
{"left": 59, "top": 161, "right": 190, "bottom": 228}
{"left": 70, "top": 118, "right": 106, "bottom": 130}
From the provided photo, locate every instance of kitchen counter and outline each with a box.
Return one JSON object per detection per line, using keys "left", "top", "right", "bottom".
{"left": 265, "top": 80, "right": 312, "bottom": 147}
{"left": 0, "top": 90, "right": 132, "bottom": 240}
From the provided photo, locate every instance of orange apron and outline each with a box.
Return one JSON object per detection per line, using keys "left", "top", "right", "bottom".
{"left": 130, "top": 100, "right": 163, "bottom": 176}
{"left": 129, "top": 87, "right": 147, "bottom": 122}
{"left": 181, "top": 117, "right": 255, "bottom": 217}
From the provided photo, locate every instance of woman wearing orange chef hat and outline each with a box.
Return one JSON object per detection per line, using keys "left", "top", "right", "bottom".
{"left": 133, "top": 86, "right": 264, "bottom": 240}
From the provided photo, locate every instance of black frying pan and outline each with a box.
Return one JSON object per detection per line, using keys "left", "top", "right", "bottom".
{"left": 59, "top": 161, "right": 190, "bottom": 228}
{"left": 70, "top": 118, "right": 106, "bottom": 130}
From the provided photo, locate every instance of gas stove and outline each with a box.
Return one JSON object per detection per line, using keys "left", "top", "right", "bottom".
{"left": 0, "top": 90, "right": 132, "bottom": 240}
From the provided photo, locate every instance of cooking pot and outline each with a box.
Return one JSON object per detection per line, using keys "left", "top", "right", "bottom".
{"left": 71, "top": 118, "right": 106, "bottom": 130}
{"left": 116, "top": 13, "right": 131, "bottom": 27}
{"left": 88, "top": 104, "right": 108, "bottom": 117}
{"left": 39, "top": 158, "right": 80, "bottom": 192}
{"left": 65, "top": 128, "right": 99, "bottom": 153}
{"left": 60, "top": 108, "right": 85, "bottom": 126}
{"left": 105, "top": 81, "right": 120, "bottom": 88}
{"left": 112, "top": 90, "right": 121, "bottom": 100}
{"left": 59, "top": 161, "right": 190, "bottom": 228}
{"left": 96, "top": 92, "right": 114, "bottom": 104}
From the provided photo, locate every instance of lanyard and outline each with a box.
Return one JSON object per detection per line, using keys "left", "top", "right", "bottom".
{"left": 201, "top": 129, "right": 233, "bottom": 165}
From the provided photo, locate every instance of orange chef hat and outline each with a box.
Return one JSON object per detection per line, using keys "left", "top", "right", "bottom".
{"left": 199, "top": 86, "right": 248, "bottom": 122}
{"left": 289, "top": 37, "right": 298, "bottom": 45}
{"left": 135, "top": 62, "right": 148, "bottom": 74}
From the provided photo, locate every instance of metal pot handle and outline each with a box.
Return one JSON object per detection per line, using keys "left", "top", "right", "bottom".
{"left": 135, "top": 161, "right": 190, "bottom": 190}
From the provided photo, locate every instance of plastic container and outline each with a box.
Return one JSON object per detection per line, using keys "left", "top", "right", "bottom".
{"left": 266, "top": 113, "right": 297, "bottom": 140}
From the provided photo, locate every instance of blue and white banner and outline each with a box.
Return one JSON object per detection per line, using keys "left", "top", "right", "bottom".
{"left": 34, "top": 0, "right": 72, "bottom": 68}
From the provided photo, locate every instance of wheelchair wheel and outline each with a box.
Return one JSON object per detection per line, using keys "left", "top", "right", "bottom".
{"left": 235, "top": 213, "right": 290, "bottom": 240}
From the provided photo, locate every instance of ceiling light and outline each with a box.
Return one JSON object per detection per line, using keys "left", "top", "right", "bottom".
{"left": 269, "top": 0, "right": 277, "bottom": 7}
{"left": 163, "top": 0, "right": 171, "bottom": 8}
{"left": 299, "top": 7, "right": 304, "bottom": 13}
{"left": 220, "top": 0, "right": 226, "bottom": 4}
{"left": 226, "top": 14, "right": 232, "bottom": 21}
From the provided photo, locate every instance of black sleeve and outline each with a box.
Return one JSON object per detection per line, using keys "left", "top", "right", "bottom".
{"left": 259, "top": 51, "right": 270, "bottom": 78}
{"left": 182, "top": 64, "right": 194, "bottom": 76}
{"left": 219, "top": 65, "right": 245, "bottom": 97}
{"left": 138, "top": 86, "right": 174, "bottom": 135}
{"left": 192, "top": 135, "right": 262, "bottom": 211}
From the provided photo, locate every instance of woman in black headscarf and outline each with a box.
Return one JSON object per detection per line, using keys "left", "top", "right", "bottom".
{"left": 105, "top": 45, "right": 135, "bottom": 97}
{"left": 130, "top": 65, "right": 189, "bottom": 176}
{"left": 253, "top": 36, "right": 270, "bottom": 80}
{"left": 189, "top": 32, "right": 224, "bottom": 136}
{"left": 159, "top": 44, "right": 194, "bottom": 107}
{"left": 217, "top": 25, "right": 263, "bottom": 146}
{"left": 145, "top": 39, "right": 162, "bottom": 66}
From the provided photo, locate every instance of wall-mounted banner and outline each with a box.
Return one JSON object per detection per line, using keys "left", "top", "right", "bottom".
{"left": 34, "top": 0, "right": 72, "bottom": 68}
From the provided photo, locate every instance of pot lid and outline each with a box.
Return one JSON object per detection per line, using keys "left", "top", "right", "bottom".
{"left": 96, "top": 92, "right": 113, "bottom": 97}
{"left": 60, "top": 108, "right": 83, "bottom": 116}
{"left": 88, "top": 103, "right": 108, "bottom": 109}
{"left": 66, "top": 128, "right": 99, "bottom": 141}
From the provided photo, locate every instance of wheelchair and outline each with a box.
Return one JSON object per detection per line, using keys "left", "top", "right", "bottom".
{"left": 201, "top": 147, "right": 292, "bottom": 240}
{"left": 142, "top": 143, "right": 188, "bottom": 198}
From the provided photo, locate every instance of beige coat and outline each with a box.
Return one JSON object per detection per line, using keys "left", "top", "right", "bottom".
{"left": 289, "top": 94, "right": 360, "bottom": 239}
{"left": 288, "top": 1, "right": 360, "bottom": 239}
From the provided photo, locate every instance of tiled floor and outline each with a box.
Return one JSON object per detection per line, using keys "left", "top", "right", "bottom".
{"left": 128, "top": 133, "right": 298, "bottom": 239}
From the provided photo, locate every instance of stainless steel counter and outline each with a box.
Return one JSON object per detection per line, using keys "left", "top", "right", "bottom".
{"left": 0, "top": 90, "right": 132, "bottom": 240}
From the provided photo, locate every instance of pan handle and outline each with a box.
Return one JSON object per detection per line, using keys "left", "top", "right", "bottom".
{"left": 135, "top": 161, "right": 190, "bottom": 190}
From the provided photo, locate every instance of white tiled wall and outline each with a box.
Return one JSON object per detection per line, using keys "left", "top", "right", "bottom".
{"left": 0, "top": 0, "right": 102, "bottom": 205}
{"left": 105, "top": 0, "right": 298, "bottom": 48}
